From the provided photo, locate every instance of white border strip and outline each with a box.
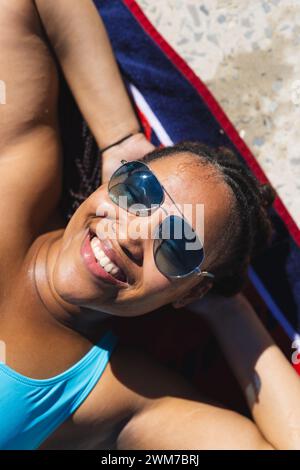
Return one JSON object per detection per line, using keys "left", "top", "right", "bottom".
{"left": 129, "top": 83, "right": 174, "bottom": 146}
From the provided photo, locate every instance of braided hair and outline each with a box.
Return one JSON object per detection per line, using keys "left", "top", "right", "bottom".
{"left": 143, "top": 142, "right": 276, "bottom": 297}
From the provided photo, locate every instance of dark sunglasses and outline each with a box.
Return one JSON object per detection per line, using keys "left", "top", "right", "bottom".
{"left": 108, "top": 160, "right": 214, "bottom": 280}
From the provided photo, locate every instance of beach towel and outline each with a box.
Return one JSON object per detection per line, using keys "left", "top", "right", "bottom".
{"left": 58, "top": 0, "right": 300, "bottom": 414}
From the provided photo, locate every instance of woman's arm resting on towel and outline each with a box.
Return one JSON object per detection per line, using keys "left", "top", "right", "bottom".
{"left": 117, "top": 395, "right": 274, "bottom": 450}
{"left": 188, "top": 293, "right": 300, "bottom": 450}
{"left": 33, "top": 0, "right": 154, "bottom": 180}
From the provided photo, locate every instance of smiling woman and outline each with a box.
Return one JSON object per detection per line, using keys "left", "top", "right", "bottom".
{"left": 0, "top": 0, "right": 300, "bottom": 451}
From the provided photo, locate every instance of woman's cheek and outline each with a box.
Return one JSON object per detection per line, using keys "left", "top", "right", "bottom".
{"left": 142, "top": 264, "right": 171, "bottom": 295}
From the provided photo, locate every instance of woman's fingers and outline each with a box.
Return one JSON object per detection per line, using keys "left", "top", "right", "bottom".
{"left": 101, "top": 133, "right": 155, "bottom": 183}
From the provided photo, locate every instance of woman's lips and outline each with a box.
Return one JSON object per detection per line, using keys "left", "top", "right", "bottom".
{"left": 80, "top": 230, "right": 128, "bottom": 288}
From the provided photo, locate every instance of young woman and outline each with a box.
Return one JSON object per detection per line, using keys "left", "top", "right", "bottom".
{"left": 0, "top": 0, "right": 299, "bottom": 450}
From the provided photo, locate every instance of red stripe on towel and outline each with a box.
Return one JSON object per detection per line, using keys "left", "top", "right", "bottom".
{"left": 294, "top": 362, "right": 300, "bottom": 375}
{"left": 136, "top": 108, "right": 152, "bottom": 141}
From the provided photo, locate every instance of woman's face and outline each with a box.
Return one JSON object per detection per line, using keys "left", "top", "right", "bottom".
{"left": 52, "top": 154, "right": 232, "bottom": 317}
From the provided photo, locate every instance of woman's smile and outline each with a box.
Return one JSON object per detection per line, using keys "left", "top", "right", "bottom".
{"left": 80, "top": 229, "right": 129, "bottom": 288}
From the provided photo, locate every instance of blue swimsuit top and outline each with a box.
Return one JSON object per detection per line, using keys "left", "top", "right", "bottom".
{"left": 0, "top": 330, "right": 118, "bottom": 450}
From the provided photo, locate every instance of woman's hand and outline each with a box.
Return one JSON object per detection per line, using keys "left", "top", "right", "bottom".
{"left": 101, "top": 133, "right": 156, "bottom": 183}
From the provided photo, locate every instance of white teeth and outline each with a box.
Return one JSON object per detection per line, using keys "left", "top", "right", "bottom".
{"left": 104, "top": 263, "right": 114, "bottom": 273}
{"left": 91, "top": 236, "right": 100, "bottom": 247}
{"left": 90, "top": 236, "right": 120, "bottom": 277}
{"left": 99, "top": 256, "right": 110, "bottom": 267}
{"left": 94, "top": 247, "right": 105, "bottom": 260}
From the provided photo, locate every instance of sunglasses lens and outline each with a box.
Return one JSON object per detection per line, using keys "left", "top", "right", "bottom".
{"left": 153, "top": 215, "right": 204, "bottom": 277}
{"left": 108, "top": 162, "right": 164, "bottom": 215}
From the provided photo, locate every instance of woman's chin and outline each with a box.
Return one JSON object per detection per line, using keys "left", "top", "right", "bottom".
{"left": 53, "top": 263, "right": 106, "bottom": 306}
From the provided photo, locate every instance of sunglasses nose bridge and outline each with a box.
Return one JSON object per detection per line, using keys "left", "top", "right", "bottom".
{"left": 159, "top": 205, "right": 168, "bottom": 217}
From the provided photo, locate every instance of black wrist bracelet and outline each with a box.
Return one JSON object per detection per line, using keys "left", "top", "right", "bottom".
{"left": 100, "top": 131, "right": 142, "bottom": 154}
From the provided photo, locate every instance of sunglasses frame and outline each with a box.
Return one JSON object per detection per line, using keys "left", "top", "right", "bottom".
{"left": 108, "top": 159, "right": 215, "bottom": 281}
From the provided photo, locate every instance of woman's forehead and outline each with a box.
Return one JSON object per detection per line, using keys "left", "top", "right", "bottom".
{"left": 149, "top": 152, "right": 215, "bottom": 188}
{"left": 149, "top": 154, "right": 233, "bottom": 246}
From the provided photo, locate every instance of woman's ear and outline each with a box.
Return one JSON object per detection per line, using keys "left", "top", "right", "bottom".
{"left": 172, "top": 278, "right": 213, "bottom": 309}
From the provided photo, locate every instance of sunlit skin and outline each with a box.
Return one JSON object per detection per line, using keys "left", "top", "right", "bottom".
{"left": 1, "top": 0, "right": 300, "bottom": 451}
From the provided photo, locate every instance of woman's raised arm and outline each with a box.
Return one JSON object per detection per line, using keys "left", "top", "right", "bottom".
{"left": 34, "top": 0, "right": 154, "bottom": 180}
